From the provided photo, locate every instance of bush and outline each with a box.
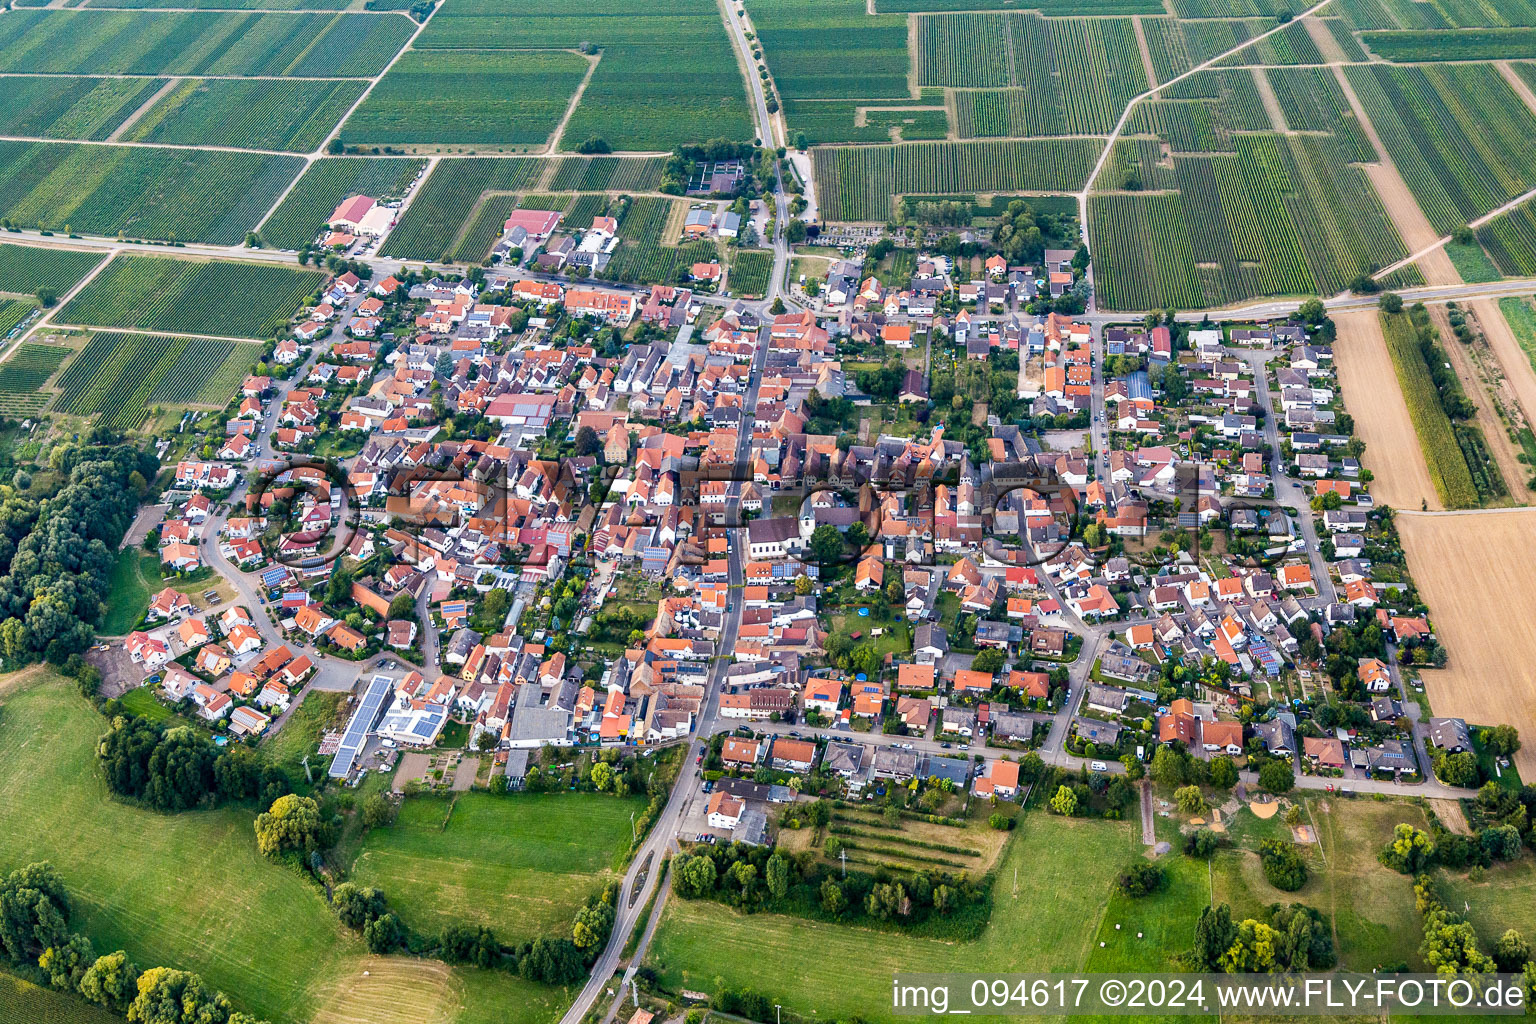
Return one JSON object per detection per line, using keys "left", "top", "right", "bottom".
{"left": 1258, "top": 839, "right": 1308, "bottom": 891}
{"left": 1117, "top": 861, "right": 1164, "bottom": 897}
{"left": 1379, "top": 823, "right": 1436, "bottom": 874}
{"left": 987, "top": 812, "right": 1014, "bottom": 831}
{"left": 1184, "top": 828, "right": 1220, "bottom": 858}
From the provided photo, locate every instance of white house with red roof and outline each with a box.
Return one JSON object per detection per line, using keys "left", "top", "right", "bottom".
{"left": 330, "top": 195, "right": 376, "bottom": 232}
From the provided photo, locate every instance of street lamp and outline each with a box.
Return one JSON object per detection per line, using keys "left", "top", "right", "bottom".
{"left": 775, "top": 1005, "right": 782, "bottom": 1024}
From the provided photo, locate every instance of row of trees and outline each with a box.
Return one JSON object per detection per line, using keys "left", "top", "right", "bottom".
{"left": 1190, "top": 902, "right": 1335, "bottom": 973}
{"left": 97, "top": 717, "right": 291, "bottom": 813}
{"left": 1, "top": 862, "right": 268, "bottom": 1024}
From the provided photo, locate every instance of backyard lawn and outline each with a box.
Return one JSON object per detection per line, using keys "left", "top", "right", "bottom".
{"left": 347, "top": 790, "right": 646, "bottom": 941}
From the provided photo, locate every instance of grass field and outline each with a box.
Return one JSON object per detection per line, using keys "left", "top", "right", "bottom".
{"left": 1398, "top": 508, "right": 1536, "bottom": 782}
{"left": 0, "top": 9, "right": 414, "bottom": 76}
{"left": 60, "top": 255, "right": 323, "bottom": 337}
{"left": 348, "top": 791, "right": 645, "bottom": 942}
{"left": 340, "top": 50, "right": 590, "bottom": 150}
{"left": 0, "top": 140, "right": 303, "bottom": 245}
{"left": 53, "top": 332, "right": 258, "bottom": 431}
{"left": 415, "top": 0, "right": 752, "bottom": 152}
{"left": 122, "top": 78, "right": 368, "bottom": 152}
{"left": 0, "top": 76, "right": 165, "bottom": 141}
{"left": 261, "top": 689, "right": 345, "bottom": 779}
{"left": 258, "top": 156, "right": 425, "bottom": 251}
{"left": 0, "top": 243, "right": 103, "bottom": 298}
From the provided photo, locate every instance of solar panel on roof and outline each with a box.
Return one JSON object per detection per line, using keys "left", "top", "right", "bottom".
{"left": 329, "top": 675, "right": 394, "bottom": 777}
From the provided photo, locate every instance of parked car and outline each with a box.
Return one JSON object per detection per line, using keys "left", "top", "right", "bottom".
{"left": 1090, "top": 760, "right": 1108, "bottom": 772}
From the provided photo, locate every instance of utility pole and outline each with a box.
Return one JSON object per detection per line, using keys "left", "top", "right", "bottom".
{"left": 840, "top": 848, "right": 846, "bottom": 878}
{"left": 302, "top": 754, "right": 313, "bottom": 785}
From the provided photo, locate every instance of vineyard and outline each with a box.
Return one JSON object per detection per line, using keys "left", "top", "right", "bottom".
{"left": 451, "top": 194, "right": 522, "bottom": 264}
{"left": 0, "top": 343, "right": 70, "bottom": 416}
{"left": 258, "top": 157, "right": 424, "bottom": 250}
{"left": 1359, "top": 28, "right": 1536, "bottom": 59}
{"left": 87, "top": 0, "right": 351, "bottom": 7}
{"left": 547, "top": 156, "right": 667, "bottom": 192}
{"left": 0, "top": 9, "right": 413, "bottom": 76}
{"left": 1344, "top": 62, "right": 1536, "bottom": 235}
{"left": 877, "top": 0, "right": 1159, "bottom": 12}
{"left": 728, "top": 250, "right": 774, "bottom": 297}
{"left": 417, "top": 0, "right": 752, "bottom": 151}
{"left": 340, "top": 50, "right": 588, "bottom": 149}
{"left": 0, "top": 141, "right": 303, "bottom": 245}
{"left": 381, "top": 158, "right": 546, "bottom": 261}
{"left": 601, "top": 197, "right": 719, "bottom": 285}
{"left": 813, "top": 140, "right": 1101, "bottom": 222}
{"left": 0, "top": 300, "right": 36, "bottom": 341}
{"left": 915, "top": 13, "right": 1148, "bottom": 135}
{"left": 1379, "top": 311, "right": 1480, "bottom": 509}
{"left": 53, "top": 332, "right": 257, "bottom": 429}
{"left": 123, "top": 78, "right": 367, "bottom": 152}
{"left": 0, "top": 76, "right": 164, "bottom": 141}
{"left": 1089, "top": 133, "right": 1407, "bottom": 309}
{"left": 753, "top": 0, "right": 910, "bottom": 102}
{"left": 1266, "top": 67, "right": 1375, "bottom": 163}
{"left": 0, "top": 971, "right": 121, "bottom": 1024}
{"left": 0, "top": 244, "right": 104, "bottom": 298}
{"left": 1476, "top": 199, "right": 1536, "bottom": 276}
{"left": 1215, "top": 19, "right": 1324, "bottom": 65}
{"left": 60, "top": 256, "right": 324, "bottom": 338}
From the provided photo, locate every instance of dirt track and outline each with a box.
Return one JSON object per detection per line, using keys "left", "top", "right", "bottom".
{"left": 1397, "top": 509, "right": 1536, "bottom": 781}
{"left": 1427, "top": 305, "right": 1532, "bottom": 503}
{"left": 1334, "top": 309, "right": 1442, "bottom": 510}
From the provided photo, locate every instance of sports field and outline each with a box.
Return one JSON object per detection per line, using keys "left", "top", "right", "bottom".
{"left": 1396, "top": 508, "right": 1536, "bottom": 782}
{"left": 348, "top": 790, "right": 645, "bottom": 941}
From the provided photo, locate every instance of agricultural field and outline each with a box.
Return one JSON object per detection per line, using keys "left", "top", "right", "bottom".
{"left": 0, "top": 76, "right": 166, "bottom": 141}
{"left": 415, "top": 0, "right": 753, "bottom": 152}
{"left": 813, "top": 139, "right": 1101, "bottom": 223}
{"left": 1215, "top": 18, "right": 1325, "bottom": 65}
{"left": 86, "top": 0, "right": 351, "bottom": 8}
{"left": 753, "top": 0, "right": 910, "bottom": 103}
{"left": 0, "top": 140, "right": 304, "bottom": 245}
{"left": 348, "top": 791, "right": 644, "bottom": 941}
{"left": 1122, "top": 68, "right": 1270, "bottom": 153}
{"left": 783, "top": 100, "right": 938, "bottom": 146}
{"left": 450, "top": 195, "right": 523, "bottom": 264}
{"left": 381, "top": 159, "right": 548, "bottom": 262}
{"left": 121, "top": 78, "right": 367, "bottom": 152}
{"left": 258, "top": 156, "right": 425, "bottom": 251}
{"left": 52, "top": 332, "right": 258, "bottom": 429}
{"left": 916, "top": 13, "right": 1148, "bottom": 136}
{"left": 1344, "top": 62, "right": 1536, "bottom": 236}
{"left": 1265, "top": 66, "right": 1375, "bottom": 163}
{"left": 0, "top": 343, "right": 70, "bottom": 396}
{"left": 60, "top": 255, "right": 324, "bottom": 338}
{"left": 1380, "top": 309, "right": 1481, "bottom": 508}
{"left": 0, "top": 10, "right": 414, "bottom": 76}
{"left": 602, "top": 197, "right": 720, "bottom": 285}
{"left": 1090, "top": 132, "right": 1407, "bottom": 309}
{"left": 0, "top": 301, "right": 38, "bottom": 349}
{"left": 0, "top": 970, "right": 121, "bottom": 1024}
{"left": 880, "top": 0, "right": 1159, "bottom": 10}
{"left": 1476, "top": 199, "right": 1536, "bottom": 277}
{"left": 0, "top": 243, "right": 103, "bottom": 298}
{"left": 546, "top": 155, "right": 668, "bottom": 192}
{"left": 340, "top": 50, "right": 590, "bottom": 150}
{"left": 728, "top": 249, "right": 774, "bottom": 297}
{"left": 1396, "top": 508, "right": 1536, "bottom": 782}
{"left": 1360, "top": 27, "right": 1536, "bottom": 59}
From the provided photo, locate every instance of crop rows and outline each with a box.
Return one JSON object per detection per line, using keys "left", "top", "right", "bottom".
{"left": 341, "top": 50, "right": 587, "bottom": 149}
{"left": 0, "top": 10, "right": 413, "bottom": 76}
{"left": 1360, "top": 27, "right": 1536, "bottom": 58}
{"left": 1125, "top": 101, "right": 1226, "bottom": 152}
{"left": 0, "top": 339, "right": 56, "bottom": 415}
{"left": 1345, "top": 62, "right": 1536, "bottom": 234}
{"left": 814, "top": 140, "right": 1101, "bottom": 222}
{"left": 728, "top": 250, "right": 774, "bottom": 297}
{"left": 916, "top": 13, "right": 1147, "bottom": 135}
{"left": 1216, "top": 19, "right": 1325, "bottom": 65}
{"left": 1140, "top": 17, "right": 1193, "bottom": 84}
{"left": 1169, "top": 0, "right": 1304, "bottom": 17}
{"left": 125, "top": 79, "right": 366, "bottom": 152}
{"left": 88, "top": 0, "right": 350, "bottom": 8}
{"left": 1175, "top": 18, "right": 1260, "bottom": 66}
{"left": 1476, "top": 199, "right": 1536, "bottom": 276}
{"left": 0, "top": 971, "right": 122, "bottom": 1024}
{"left": 381, "top": 158, "right": 546, "bottom": 262}
{"left": 1336, "top": 0, "right": 1444, "bottom": 30}
{"left": 451, "top": 194, "right": 522, "bottom": 264}
{"left": 547, "top": 156, "right": 667, "bottom": 192}
{"left": 1434, "top": 0, "right": 1536, "bottom": 26}
{"left": 1325, "top": 18, "right": 1370, "bottom": 59}
{"left": 756, "top": 0, "right": 909, "bottom": 101}
{"left": 1266, "top": 67, "right": 1375, "bottom": 163}
{"left": 1380, "top": 311, "right": 1480, "bottom": 508}
{"left": 0, "top": 300, "right": 36, "bottom": 340}
{"left": 880, "top": 0, "right": 1159, "bottom": 11}
{"left": 1088, "top": 193, "right": 1204, "bottom": 310}
{"left": 565, "top": 194, "right": 608, "bottom": 227}
{"left": 417, "top": 0, "right": 752, "bottom": 151}
{"left": 1165, "top": 69, "right": 1271, "bottom": 132}
{"left": 54, "top": 331, "right": 256, "bottom": 428}
{"left": 0, "top": 141, "right": 303, "bottom": 245}
{"left": 0, "top": 243, "right": 104, "bottom": 297}
{"left": 259, "top": 156, "right": 424, "bottom": 250}
{"left": 61, "top": 255, "right": 323, "bottom": 338}
{"left": 0, "top": 76, "right": 164, "bottom": 141}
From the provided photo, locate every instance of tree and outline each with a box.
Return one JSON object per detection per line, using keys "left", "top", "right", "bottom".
{"left": 970, "top": 648, "right": 1005, "bottom": 675}
{"left": 769, "top": 297, "right": 786, "bottom": 315}
{"left": 1117, "top": 862, "right": 1164, "bottom": 897}
{"left": 1193, "top": 903, "right": 1237, "bottom": 970}
{"left": 362, "top": 792, "right": 395, "bottom": 829}
{"left": 79, "top": 951, "right": 140, "bottom": 1013}
{"left": 1175, "top": 785, "right": 1206, "bottom": 815}
{"left": 1258, "top": 760, "right": 1294, "bottom": 795}
{"left": 1049, "top": 784, "right": 1078, "bottom": 816}
{"left": 332, "top": 883, "right": 388, "bottom": 929}
{"left": 590, "top": 761, "right": 614, "bottom": 791}
{"left": 388, "top": 590, "right": 417, "bottom": 620}
{"left": 1296, "top": 298, "right": 1326, "bottom": 326}
{"left": 794, "top": 574, "right": 813, "bottom": 596}
{"left": 1208, "top": 756, "right": 1238, "bottom": 790}
{"left": 253, "top": 794, "right": 325, "bottom": 858}
{"left": 1150, "top": 745, "right": 1189, "bottom": 787}
{"left": 1480, "top": 823, "right": 1523, "bottom": 861}
{"left": 1481, "top": 724, "right": 1521, "bottom": 758}
{"left": 1184, "top": 828, "right": 1220, "bottom": 859}
{"left": 39, "top": 933, "right": 95, "bottom": 991}
{"left": 574, "top": 426, "right": 602, "bottom": 457}
{"left": 765, "top": 853, "right": 789, "bottom": 900}
{"left": 1434, "top": 750, "right": 1480, "bottom": 787}
{"left": 126, "top": 967, "right": 232, "bottom": 1024}
{"left": 363, "top": 912, "right": 404, "bottom": 954}
{"left": 576, "top": 136, "right": 610, "bottom": 154}
{"left": 820, "top": 879, "right": 845, "bottom": 914}
{"left": 0, "top": 862, "right": 71, "bottom": 964}
{"left": 1380, "top": 822, "right": 1436, "bottom": 874}
{"left": 1258, "top": 839, "right": 1308, "bottom": 891}
{"left": 1380, "top": 292, "right": 1404, "bottom": 314}
{"left": 1494, "top": 929, "right": 1531, "bottom": 973}
{"left": 673, "top": 854, "right": 717, "bottom": 898}
{"left": 807, "top": 524, "right": 844, "bottom": 566}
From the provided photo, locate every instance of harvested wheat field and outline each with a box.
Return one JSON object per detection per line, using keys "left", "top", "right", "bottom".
{"left": 1334, "top": 309, "right": 1442, "bottom": 510}
{"left": 312, "top": 957, "right": 458, "bottom": 1024}
{"left": 1396, "top": 508, "right": 1536, "bottom": 781}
